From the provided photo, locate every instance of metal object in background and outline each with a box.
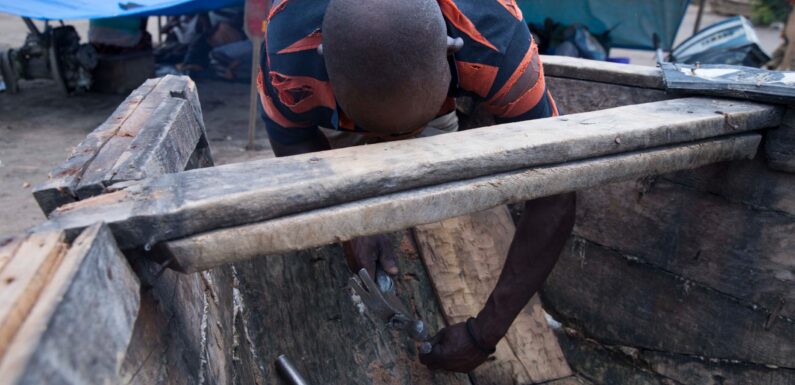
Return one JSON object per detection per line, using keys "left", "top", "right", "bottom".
{"left": 0, "top": 18, "right": 96, "bottom": 94}
{"left": 275, "top": 354, "right": 311, "bottom": 385}
{"left": 671, "top": 16, "right": 770, "bottom": 67}
{"left": 350, "top": 268, "right": 431, "bottom": 342}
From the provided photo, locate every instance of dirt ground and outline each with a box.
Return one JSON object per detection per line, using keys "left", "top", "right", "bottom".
{"left": 0, "top": 6, "right": 784, "bottom": 235}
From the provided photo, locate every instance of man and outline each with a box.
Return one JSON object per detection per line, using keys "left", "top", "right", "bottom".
{"left": 258, "top": 0, "right": 575, "bottom": 373}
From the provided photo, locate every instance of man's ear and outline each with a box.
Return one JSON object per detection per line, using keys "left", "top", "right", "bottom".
{"left": 317, "top": 43, "right": 324, "bottom": 56}
{"left": 447, "top": 36, "right": 463, "bottom": 55}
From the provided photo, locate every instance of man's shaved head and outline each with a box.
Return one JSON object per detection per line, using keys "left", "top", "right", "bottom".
{"left": 322, "top": 0, "right": 450, "bottom": 134}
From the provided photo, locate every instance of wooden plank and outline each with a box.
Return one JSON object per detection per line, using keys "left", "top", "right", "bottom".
{"left": 540, "top": 55, "right": 664, "bottom": 89}
{"left": 75, "top": 75, "right": 203, "bottom": 199}
{"left": 230, "top": 231, "right": 471, "bottom": 385}
{"left": 39, "top": 98, "right": 781, "bottom": 249}
{"left": 32, "top": 78, "right": 162, "bottom": 214}
{"left": 639, "top": 350, "right": 795, "bottom": 385}
{"left": 545, "top": 77, "right": 672, "bottom": 114}
{"left": 0, "top": 223, "right": 140, "bottom": 385}
{"left": 542, "top": 236, "right": 795, "bottom": 368}
{"left": 663, "top": 156, "right": 795, "bottom": 216}
{"left": 0, "top": 236, "right": 25, "bottom": 273}
{"left": 0, "top": 231, "right": 66, "bottom": 361}
{"left": 165, "top": 134, "right": 762, "bottom": 272}
{"left": 573, "top": 177, "right": 795, "bottom": 319}
{"left": 765, "top": 108, "right": 795, "bottom": 173}
{"left": 413, "top": 206, "right": 572, "bottom": 384}
{"left": 108, "top": 96, "right": 204, "bottom": 183}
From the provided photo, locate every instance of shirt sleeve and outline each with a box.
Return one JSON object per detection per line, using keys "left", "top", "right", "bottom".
{"left": 257, "top": 41, "right": 322, "bottom": 146}
{"left": 481, "top": 21, "right": 559, "bottom": 124}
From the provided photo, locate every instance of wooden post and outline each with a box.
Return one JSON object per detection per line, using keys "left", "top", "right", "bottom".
{"left": 244, "top": 0, "right": 269, "bottom": 150}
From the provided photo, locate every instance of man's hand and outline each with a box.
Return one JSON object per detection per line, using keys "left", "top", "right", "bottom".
{"left": 419, "top": 322, "right": 491, "bottom": 373}
{"left": 343, "top": 235, "right": 398, "bottom": 277}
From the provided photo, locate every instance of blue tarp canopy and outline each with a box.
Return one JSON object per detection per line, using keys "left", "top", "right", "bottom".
{"left": 0, "top": 0, "right": 244, "bottom": 20}
{"left": 518, "top": 0, "right": 691, "bottom": 51}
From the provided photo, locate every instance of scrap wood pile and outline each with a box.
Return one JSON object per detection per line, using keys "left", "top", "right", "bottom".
{"left": 0, "top": 57, "right": 792, "bottom": 384}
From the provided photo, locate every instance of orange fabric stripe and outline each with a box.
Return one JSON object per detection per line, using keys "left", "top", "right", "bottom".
{"left": 257, "top": 69, "right": 309, "bottom": 128}
{"left": 277, "top": 29, "right": 322, "bottom": 54}
{"left": 456, "top": 61, "right": 499, "bottom": 98}
{"left": 497, "top": 0, "right": 523, "bottom": 20}
{"left": 269, "top": 71, "right": 336, "bottom": 114}
{"left": 437, "top": 0, "right": 498, "bottom": 51}
{"left": 548, "top": 91, "right": 559, "bottom": 117}
{"left": 484, "top": 41, "right": 546, "bottom": 118}
{"left": 267, "top": 0, "right": 289, "bottom": 21}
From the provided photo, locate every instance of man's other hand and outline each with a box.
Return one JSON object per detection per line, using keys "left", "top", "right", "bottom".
{"left": 343, "top": 235, "right": 398, "bottom": 277}
{"left": 419, "top": 322, "right": 491, "bottom": 373}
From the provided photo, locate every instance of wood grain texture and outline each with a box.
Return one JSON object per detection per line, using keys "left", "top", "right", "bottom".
{"left": 574, "top": 176, "right": 795, "bottom": 319}
{"left": 32, "top": 78, "right": 162, "bottom": 214}
{"left": 75, "top": 75, "right": 204, "bottom": 199}
{"left": 164, "top": 135, "right": 761, "bottom": 272}
{"left": 663, "top": 156, "right": 795, "bottom": 216}
{"left": 231, "top": 231, "right": 471, "bottom": 385}
{"left": 0, "top": 231, "right": 66, "bottom": 361}
{"left": 546, "top": 77, "right": 673, "bottom": 115}
{"left": 540, "top": 55, "right": 664, "bottom": 89}
{"left": 414, "top": 206, "right": 571, "bottom": 384}
{"left": 0, "top": 224, "right": 140, "bottom": 385}
{"left": 0, "top": 236, "right": 25, "bottom": 273}
{"left": 543, "top": 237, "right": 795, "bottom": 368}
{"left": 765, "top": 108, "right": 795, "bottom": 173}
{"left": 39, "top": 98, "right": 781, "bottom": 250}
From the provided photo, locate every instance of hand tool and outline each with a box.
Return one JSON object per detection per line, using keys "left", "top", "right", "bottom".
{"left": 349, "top": 268, "right": 431, "bottom": 343}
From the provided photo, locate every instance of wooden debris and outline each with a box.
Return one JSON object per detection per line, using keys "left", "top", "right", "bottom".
{"left": 37, "top": 98, "right": 781, "bottom": 250}
{"left": 0, "top": 223, "right": 140, "bottom": 385}
{"left": 164, "top": 134, "right": 761, "bottom": 272}
{"left": 414, "top": 206, "right": 572, "bottom": 384}
{"left": 0, "top": 231, "right": 66, "bottom": 361}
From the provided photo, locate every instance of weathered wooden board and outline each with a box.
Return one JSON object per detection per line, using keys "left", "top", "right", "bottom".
{"left": 0, "top": 236, "right": 25, "bottom": 273}
{"left": 554, "top": 330, "right": 671, "bottom": 385}
{"left": 231, "top": 231, "right": 471, "bottom": 385}
{"left": 542, "top": 237, "right": 795, "bottom": 368}
{"left": 0, "top": 223, "right": 140, "bottom": 385}
{"left": 39, "top": 98, "right": 780, "bottom": 250}
{"left": 32, "top": 75, "right": 209, "bottom": 214}
{"left": 32, "top": 78, "right": 162, "bottom": 214}
{"left": 545, "top": 77, "right": 672, "bottom": 114}
{"left": 573, "top": 177, "right": 795, "bottom": 319}
{"left": 639, "top": 350, "right": 795, "bottom": 385}
{"left": 119, "top": 253, "right": 237, "bottom": 385}
{"left": 414, "top": 206, "right": 571, "bottom": 384}
{"left": 765, "top": 108, "right": 795, "bottom": 173}
{"left": 663, "top": 156, "right": 795, "bottom": 216}
{"left": 540, "top": 55, "right": 664, "bottom": 89}
{"left": 75, "top": 75, "right": 205, "bottom": 199}
{"left": 0, "top": 231, "right": 66, "bottom": 361}
{"left": 165, "top": 135, "right": 761, "bottom": 272}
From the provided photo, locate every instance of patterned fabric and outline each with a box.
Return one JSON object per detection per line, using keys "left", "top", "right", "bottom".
{"left": 258, "top": 0, "right": 558, "bottom": 145}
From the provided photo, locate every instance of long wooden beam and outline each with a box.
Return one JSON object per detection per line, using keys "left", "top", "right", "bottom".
{"left": 34, "top": 98, "right": 781, "bottom": 250}
{"left": 540, "top": 55, "right": 664, "bottom": 89}
{"left": 166, "top": 134, "right": 761, "bottom": 272}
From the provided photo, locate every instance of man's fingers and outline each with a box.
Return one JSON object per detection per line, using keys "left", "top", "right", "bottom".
{"left": 378, "top": 238, "right": 399, "bottom": 276}
{"left": 418, "top": 331, "right": 445, "bottom": 368}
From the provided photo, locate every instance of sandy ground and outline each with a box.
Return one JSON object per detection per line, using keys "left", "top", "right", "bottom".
{"left": 0, "top": 6, "right": 784, "bottom": 235}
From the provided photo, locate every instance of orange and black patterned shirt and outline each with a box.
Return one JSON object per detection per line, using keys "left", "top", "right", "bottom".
{"left": 258, "top": 0, "right": 558, "bottom": 145}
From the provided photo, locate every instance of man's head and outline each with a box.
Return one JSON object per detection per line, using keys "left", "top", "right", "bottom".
{"left": 321, "top": 0, "right": 453, "bottom": 134}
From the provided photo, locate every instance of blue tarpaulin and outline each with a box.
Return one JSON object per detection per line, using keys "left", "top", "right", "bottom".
{"left": 518, "top": 0, "right": 691, "bottom": 51}
{"left": 0, "top": 0, "right": 244, "bottom": 20}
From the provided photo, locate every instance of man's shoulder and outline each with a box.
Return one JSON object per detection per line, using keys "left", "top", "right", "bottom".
{"left": 266, "top": 0, "right": 328, "bottom": 58}
{"left": 444, "top": 0, "right": 525, "bottom": 55}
